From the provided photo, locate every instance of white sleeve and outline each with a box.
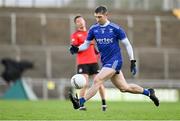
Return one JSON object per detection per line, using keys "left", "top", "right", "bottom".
{"left": 78, "top": 40, "right": 91, "bottom": 51}
{"left": 121, "top": 38, "right": 134, "bottom": 60}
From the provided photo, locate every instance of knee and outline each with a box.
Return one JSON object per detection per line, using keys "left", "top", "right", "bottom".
{"left": 94, "top": 76, "right": 103, "bottom": 85}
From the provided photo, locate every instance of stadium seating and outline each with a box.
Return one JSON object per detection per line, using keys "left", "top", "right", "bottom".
{"left": 45, "top": 17, "right": 70, "bottom": 45}
{"left": 20, "top": 47, "right": 46, "bottom": 77}
{"left": 16, "top": 16, "right": 42, "bottom": 45}
{"left": 168, "top": 52, "right": 180, "bottom": 79}
{"left": 0, "top": 7, "right": 180, "bottom": 80}
{"left": 161, "top": 20, "right": 180, "bottom": 48}
{"left": 0, "top": 16, "right": 11, "bottom": 45}
{"left": 138, "top": 50, "right": 164, "bottom": 79}
{"left": 133, "top": 19, "right": 156, "bottom": 47}
{"left": 51, "top": 47, "right": 75, "bottom": 78}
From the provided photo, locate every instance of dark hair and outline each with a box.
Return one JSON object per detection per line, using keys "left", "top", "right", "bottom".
{"left": 95, "top": 5, "right": 108, "bottom": 14}
{"left": 74, "top": 15, "right": 82, "bottom": 23}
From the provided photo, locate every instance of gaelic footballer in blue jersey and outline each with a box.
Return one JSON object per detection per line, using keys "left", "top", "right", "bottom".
{"left": 69, "top": 5, "right": 159, "bottom": 110}
{"left": 87, "top": 21, "right": 127, "bottom": 72}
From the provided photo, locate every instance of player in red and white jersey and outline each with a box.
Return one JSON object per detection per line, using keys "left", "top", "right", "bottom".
{"left": 70, "top": 15, "right": 107, "bottom": 111}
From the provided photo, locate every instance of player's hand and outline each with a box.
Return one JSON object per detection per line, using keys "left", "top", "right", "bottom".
{"left": 130, "top": 60, "right": 136, "bottom": 75}
{"left": 69, "top": 45, "right": 79, "bottom": 55}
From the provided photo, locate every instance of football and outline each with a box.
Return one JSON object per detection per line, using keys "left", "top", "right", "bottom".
{"left": 71, "top": 74, "right": 86, "bottom": 89}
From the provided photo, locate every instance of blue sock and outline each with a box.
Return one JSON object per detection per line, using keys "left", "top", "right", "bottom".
{"left": 143, "top": 89, "right": 150, "bottom": 96}
{"left": 79, "top": 97, "right": 86, "bottom": 106}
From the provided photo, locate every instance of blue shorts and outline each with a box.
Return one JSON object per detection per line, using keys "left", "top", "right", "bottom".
{"left": 102, "top": 59, "right": 122, "bottom": 72}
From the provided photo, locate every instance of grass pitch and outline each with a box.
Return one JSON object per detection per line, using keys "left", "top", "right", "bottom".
{"left": 0, "top": 100, "right": 180, "bottom": 120}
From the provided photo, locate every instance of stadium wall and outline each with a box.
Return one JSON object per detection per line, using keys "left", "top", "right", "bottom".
{"left": 0, "top": 7, "right": 180, "bottom": 100}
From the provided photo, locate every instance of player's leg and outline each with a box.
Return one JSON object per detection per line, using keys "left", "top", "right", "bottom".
{"left": 111, "top": 71, "right": 159, "bottom": 106}
{"left": 77, "top": 64, "right": 89, "bottom": 110}
{"left": 99, "top": 84, "right": 107, "bottom": 111}
{"left": 69, "top": 67, "right": 114, "bottom": 110}
{"left": 79, "top": 74, "right": 89, "bottom": 97}
{"left": 91, "top": 63, "right": 107, "bottom": 111}
{"left": 92, "top": 74, "right": 107, "bottom": 111}
{"left": 79, "top": 67, "right": 115, "bottom": 107}
{"left": 79, "top": 74, "right": 89, "bottom": 110}
{"left": 111, "top": 71, "right": 143, "bottom": 93}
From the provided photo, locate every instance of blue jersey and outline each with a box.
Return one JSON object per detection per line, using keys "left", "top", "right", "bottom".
{"left": 87, "top": 21, "right": 126, "bottom": 71}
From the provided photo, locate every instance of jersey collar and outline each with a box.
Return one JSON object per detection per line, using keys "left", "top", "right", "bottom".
{"left": 99, "top": 20, "right": 110, "bottom": 27}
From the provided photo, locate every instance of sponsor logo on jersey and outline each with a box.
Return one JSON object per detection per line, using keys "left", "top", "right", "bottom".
{"left": 96, "top": 38, "right": 113, "bottom": 44}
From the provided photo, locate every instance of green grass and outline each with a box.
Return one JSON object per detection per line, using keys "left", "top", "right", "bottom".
{"left": 0, "top": 100, "right": 180, "bottom": 120}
